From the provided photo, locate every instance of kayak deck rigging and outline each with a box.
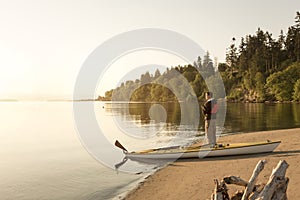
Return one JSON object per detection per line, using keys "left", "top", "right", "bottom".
{"left": 115, "top": 140, "right": 281, "bottom": 159}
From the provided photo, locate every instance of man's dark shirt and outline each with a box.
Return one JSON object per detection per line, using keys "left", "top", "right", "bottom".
{"left": 202, "top": 98, "right": 217, "bottom": 120}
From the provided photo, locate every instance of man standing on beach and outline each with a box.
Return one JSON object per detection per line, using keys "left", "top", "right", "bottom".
{"left": 202, "top": 92, "right": 218, "bottom": 147}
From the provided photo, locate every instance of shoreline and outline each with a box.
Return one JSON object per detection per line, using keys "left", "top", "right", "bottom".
{"left": 123, "top": 128, "right": 300, "bottom": 200}
{"left": 112, "top": 173, "right": 152, "bottom": 200}
{"left": 97, "top": 99, "right": 300, "bottom": 104}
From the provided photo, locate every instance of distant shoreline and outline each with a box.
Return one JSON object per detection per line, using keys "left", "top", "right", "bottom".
{"left": 1, "top": 99, "right": 298, "bottom": 104}
{"left": 0, "top": 99, "right": 96, "bottom": 102}
{"left": 0, "top": 99, "right": 18, "bottom": 102}
{"left": 96, "top": 99, "right": 300, "bottom": 104}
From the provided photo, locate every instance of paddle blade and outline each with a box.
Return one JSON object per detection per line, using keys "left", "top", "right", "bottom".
{"left": 115, "top": 140, "right": 128, "bottom": 152}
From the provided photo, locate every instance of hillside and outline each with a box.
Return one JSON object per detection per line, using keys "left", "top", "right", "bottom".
{"left": 98, "top": 12, "right": 300, "bottom": 102}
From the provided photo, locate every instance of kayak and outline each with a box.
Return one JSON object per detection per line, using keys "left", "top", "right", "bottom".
{"left": 115, "top": 140, "right": 281, "bottom": 160}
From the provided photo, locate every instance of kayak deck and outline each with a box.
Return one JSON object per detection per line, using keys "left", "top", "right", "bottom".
{"left": 123, "top": 140, "right": 281, "bottom": 159}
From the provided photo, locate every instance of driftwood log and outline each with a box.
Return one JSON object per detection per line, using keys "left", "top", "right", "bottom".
{"left": 211, "top": 160, "right": 289, "bottom": 200}
{"left": 241, "top": 160, "right": 266, "bottom": 200}
{"left": 256, "top": 160, "right": 289, "bottom": 200}
{"left": 212, "top": 179, "right": 230, "bottom": 200}
{"left": 223, "top": 176, "right": 248, "bottom": 187}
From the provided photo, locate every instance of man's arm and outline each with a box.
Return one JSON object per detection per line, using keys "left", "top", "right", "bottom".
{"left": 202, "top": 101, "right": 211, "bottom": 114}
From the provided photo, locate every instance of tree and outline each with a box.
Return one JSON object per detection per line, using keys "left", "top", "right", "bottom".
{"left": 205, "top": 74, "right": 226, "bottom": 99}
{"left": 100, "top": 12, "right": 300, "bottom": 102}
{"left": 285, "top": 12, "right": 300, "bottom": 62}
{"left": 295, "top": 11, "right": 300, "bottom": 29}
{"left": 183, "top": 71, "right": 196, "bottom": 82}
{"left": 154, "top": 69, "right": 161, "bottom": 79}
{"left": 278, "top": 30, "right": 285, "bottom": 50}
{"left": 197, "top": 56, "right": 203, "bottom": 70}
{"left": 202, "top": 51, "right": 215, "bottom": 78}
{"left": 192, "top": 73, "right": 205, "bottom": 97}
{"left": 255, "top": 72, "right": 266, "bottom": 101}
{"left": 193, "top": 61, "right": 198, "bottom": 69}
{"left": 294, "top": 11, "right": 300, "bottom": 61}
{"left": 293, "top": 79, "right": 300, "bottom": 101}
{"left": 206, "top": 61, "right": 215, "bottom": 76}
{"left": 104, "top": 89, "right": 113, "bottom": 100}
{"left": 203, "top": 51, "right": 212, "bottom": 69}
{"left": 285, "top": 27, "right": 297, "bottom": 61}
{"left": 140, "top": 71, "right": 151, "bottom": 84}
{"left": 150, "top": 84, "right": 163, "bottom": 101}
{"left": 218, "top": 63, "right": 228, "bottom": 72}
{"left": 226, "top": 38, "right": 238, "bottom": 69}
{"left": 265, "top": 63, "right": 300, "bottom": 101}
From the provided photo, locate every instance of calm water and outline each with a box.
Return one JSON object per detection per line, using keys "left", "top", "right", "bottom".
{"left": 0, "top": 102, "right": 145, "bottom": 200}
{"left": 1, "top": 101, "right": 300, "bottom": 200}
{"left": 110, "top": 101, "right": 300, "bottom": 134}
{"left": 224, "top": 103, "right": 300, "bottom": 133}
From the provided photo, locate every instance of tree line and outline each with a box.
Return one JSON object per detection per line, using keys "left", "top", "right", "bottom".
{"left": 98, "top": 12, "right": 300, "bottom": 102}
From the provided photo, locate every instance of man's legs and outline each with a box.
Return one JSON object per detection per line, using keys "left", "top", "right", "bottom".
{"left": 205, "top": 119, "right": 216, "bottom": 146}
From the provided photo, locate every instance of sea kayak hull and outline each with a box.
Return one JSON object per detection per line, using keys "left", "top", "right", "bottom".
{"left": 125, "top": 141, "right": 281, "bottom": 160}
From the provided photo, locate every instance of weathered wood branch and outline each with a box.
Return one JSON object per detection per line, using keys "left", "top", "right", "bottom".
{"left": 248, "top": 184, "right": 265, "bottom": 200}
{"left": 210, "top": 160, "right": 289, "bottom": 200}
{"left": 257, "top": 160, "right": 289, "bottom": 200}
{"left": 241, "top": 160, "right": 267, "bottom": 200}
{"left": 223, "top": 176, "right": 248, "bottom": 187}
{"left": 212, "top": 179, "right": 224, "bottom": 200}
{"left": 231, "top": 191, "right": 244, "bottom": 200}
{"left": 212, "top": 179, "right": 230, "bottom": 200}
{"left": 270, "top": 177, "right": 289, "bottom": 200}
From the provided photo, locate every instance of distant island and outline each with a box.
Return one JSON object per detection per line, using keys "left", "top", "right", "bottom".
{"left": 0, "top": 99, "right": 18, "bottom": 102}
{"left": 98, "top": 12, "right": 300, "bottom": 103}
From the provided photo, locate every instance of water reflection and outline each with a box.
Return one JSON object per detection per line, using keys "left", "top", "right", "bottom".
{"left": 104, "top": 102, "right": 300, "bottom": 134}
{"left": 224, "top": 103, "right": 300, "bottom": 133}
{"left": 293, "top": 103, "right": 300, "bottom": 123}
{"left": 104, "top": 102, "right": 300, "bottom": 171}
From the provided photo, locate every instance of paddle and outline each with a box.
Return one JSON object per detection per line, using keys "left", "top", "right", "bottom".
{"left": 115, "top": 140, "right": 128, "bottom": 152}
{"left": 115, "top": 140, "right": 181, "bottom": 153}
{"left": 114, "top": 157, "right": 128, "bottom": 172}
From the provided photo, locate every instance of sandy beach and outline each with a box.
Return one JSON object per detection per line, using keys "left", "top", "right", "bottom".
{"left": 124, "top": 128, "right": 300, "bottom": 200}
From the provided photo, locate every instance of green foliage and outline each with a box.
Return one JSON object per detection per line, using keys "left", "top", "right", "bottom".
{"left": 255, "top": 72, "right": 266, "bottom": 101}
{"left": 218, "top": 63, "right": 228, "bottom": 72}
{"left": 227, "top": 89, "right": 244, "bottom": 101}
{"left": 226, "top": 38, "right": 238, "bottom": 68}
{"left": 220, "top": 11, "right": 300, "bottom": 102}
{"left": 98, "top": 11, "right": 300, "bottom": 103}
{"left": 205, "top": 74, "right": 226, "bottom": 99}
{"left": 293, "top": 79, "right": 300, "bottom": 101}
{"left": 265, "top": 63, "right": 300, "bottom": 101}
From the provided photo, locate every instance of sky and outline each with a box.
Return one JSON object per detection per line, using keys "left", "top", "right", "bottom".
{"left": 0, "top": 0, "right": 299, "bottom": 100}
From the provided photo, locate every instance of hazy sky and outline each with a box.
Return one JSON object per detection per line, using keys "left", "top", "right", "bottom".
{"left": 0, "top": 0, "right": 299, "bottom": 99}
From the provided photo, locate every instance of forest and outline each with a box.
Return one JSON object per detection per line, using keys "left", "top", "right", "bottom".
{"left": 98, "top": 12, "right": 300, "bottom": 102}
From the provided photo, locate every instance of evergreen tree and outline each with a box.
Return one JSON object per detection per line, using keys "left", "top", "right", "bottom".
{"left": 154, "top": 69, "right": 161, "bottom": 79}
{"left": 226, "top": 37, "right": 238, "bottom": 70}
{"left": 99, "top": 11, "right": 300, "bottom": 103}
{"left": 197, "top": 56, "right": 203, "bottom": 70}
{"left": 294, "top": 12, "right": 300, "bottom": 61}
{"left": 202, "top": 51, "right": 212, "bottom": 68}
{"left": 140, "top": 71, "right": 151, "bottom": 84}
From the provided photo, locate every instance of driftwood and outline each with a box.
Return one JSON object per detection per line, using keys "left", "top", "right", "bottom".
{"left": 223, "top": 176, "right": 266, "bottom": 200}
{"left": 210, "top": 160, "right": 289, "bottom": 200}
{"left": 231, "top": 191, "right": 244, "bottom": 200}
{"left": 241, "top": 160, "right": 266, "bottom": 200}
{"left": 248, "top": 184, "right": 265, "bottom": 200}
{"left": 212, "top": 179, "right": 230, "bottom": 200}
{"left": 223, "top": 176, "right": 248, "bottom": 187}
{"left": 256, "top": 160, "right": 289, "bottom": 200}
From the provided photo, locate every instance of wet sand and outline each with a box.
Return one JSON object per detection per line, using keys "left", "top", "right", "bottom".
{"left": 124, "top": 128, "right": 300, "bottom": 200}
